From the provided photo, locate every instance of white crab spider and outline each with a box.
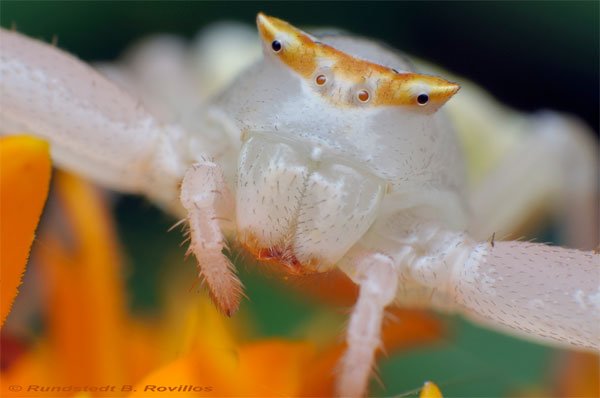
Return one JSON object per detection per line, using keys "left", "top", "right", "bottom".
{"left": 1, "top": 13, "right": 598, "bottom": 397}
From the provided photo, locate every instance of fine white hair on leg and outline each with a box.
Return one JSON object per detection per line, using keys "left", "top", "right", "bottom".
{"left": 180, "top": 161, "right": 242, "bottom": 316}
{"left": 337, "top": 253, "right": 398, "bottom": 397}
{"left": 448, "top": 241, "right": 600, "bottom": 351}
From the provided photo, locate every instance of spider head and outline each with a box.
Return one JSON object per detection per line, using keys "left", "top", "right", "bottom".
{"left": 217, "top": 15, "right": 466, "bottom": 273}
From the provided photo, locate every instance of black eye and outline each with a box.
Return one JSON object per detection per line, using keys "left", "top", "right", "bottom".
{"left": 271, "top": 40, "right": 282, "bottom": 52}
{"left": 417, "top": 93, "right": 429, "bottom": 105}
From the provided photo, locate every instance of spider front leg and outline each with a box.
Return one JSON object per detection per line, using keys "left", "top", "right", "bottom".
{"left": 443, "top": 240, "right": 599, "bottom": 350}
{"left": 180, "top": 161, "right": 243, "bottom": 316}
{"left": 380, "top": 217, "right": 600, "bottom": 351}
{"left": 337, "top": 253, "right": 399, "bottom": 397}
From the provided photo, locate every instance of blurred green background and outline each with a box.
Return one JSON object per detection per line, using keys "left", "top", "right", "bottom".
{"left": 2, "top": 1, "right": 598, "bottom": 396}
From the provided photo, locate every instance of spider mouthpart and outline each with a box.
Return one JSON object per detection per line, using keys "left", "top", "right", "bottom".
{"left": 357, "top": 89, "right": 370, "bottom": 103}
{"left": 417, "top": 93, "right": 429, "bottom": 105}
{"left": 271, "top": 40, "right": 282, "bottom": 52}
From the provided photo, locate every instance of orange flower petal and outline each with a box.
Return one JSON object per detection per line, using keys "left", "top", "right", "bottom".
{"left": 300, "top": 343, "right": 341, "bottom": 396}
{"left": 0, "top": 135, "right": 51, "bottom": 326}
{"left": 554, "top": 351, "right": 599, "bottom": 397}
{"left": 38, "top": 171, "right": 128, "bottom": 387}
{"left": 129, "top": 340, "right": 317, "bottom": 398}
{"left": 237, "top": 340, "right": 315, "bottom": 396}
{"left": 124, "top": 321, "right": 163, "bottom": 385}
{"left": 381, "top": 308, "right": 444, "bottom": 352}
{"left": 160, "top": 280, "right": 238, "bottom": 361}
{"left": 128, "top": 339, "right": 243, "bottom": 397}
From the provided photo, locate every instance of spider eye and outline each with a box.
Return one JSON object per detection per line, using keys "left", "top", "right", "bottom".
{"left": 357, "top": 89, "right": 370, "bottom": 103}
{"left": 417, "top": 93, "right": 429, "bottom": 105}
{"left": 271, "top": 40, "right": 282, "bottom": 53}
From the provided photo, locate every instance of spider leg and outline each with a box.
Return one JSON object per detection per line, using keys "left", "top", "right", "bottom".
{"left": 180, "top": 161, "right": 243, "bottom": 316}
{"left": 444, "top": 240, "right": 599, "bottom": 351}
{"left": 0, "top": 28, "right": 189, "bottom": 210}
{"left": 468, "top": 111, "right": 598, "bottom": 249}
{"left": 337, "top": 253, "right": 398, "bottom": 397}
{"left": 369, "top": 215, "right": 600, "bottom": 351}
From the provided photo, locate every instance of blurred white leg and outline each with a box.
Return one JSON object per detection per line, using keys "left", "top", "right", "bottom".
{"left": 469, "top": 111, "right": 598, "bottom": 249}
{"left": 0, "top": 28, "right": 168, "bottom": 189}
{"left": 337, "top": 253, "right": 398, "bottom": 397}
{"left": 180, "top": 161, "right": 242, "bottom": 316}
{"left": 102, "top": 34, "right": 203, "bottom": 124}
{"left": 0, "top": 28, "right": 190, "bottom": 210}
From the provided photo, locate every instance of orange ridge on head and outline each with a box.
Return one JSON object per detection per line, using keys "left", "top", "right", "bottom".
{"left": 256, "top": 13, "right": 460, "bottom": 111}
